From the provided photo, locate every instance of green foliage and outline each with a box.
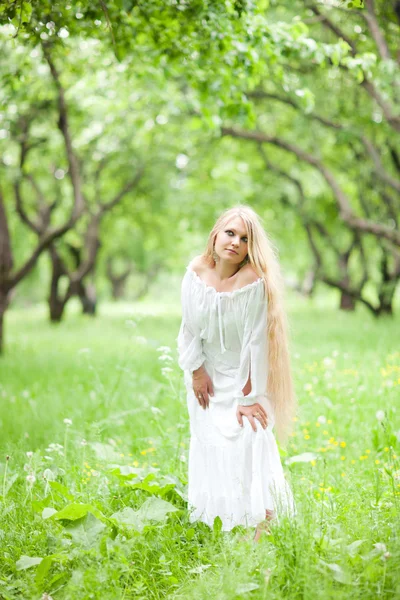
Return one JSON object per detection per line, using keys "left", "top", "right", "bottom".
{"left": 0, "top": 298, "right": 399, "bottom": 597}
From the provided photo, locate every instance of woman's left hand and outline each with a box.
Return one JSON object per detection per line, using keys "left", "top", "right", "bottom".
{"left": 236, "top": 403, "right": 268, "bottom": 432}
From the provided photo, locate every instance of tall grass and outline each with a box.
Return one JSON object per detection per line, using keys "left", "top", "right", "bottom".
{"left": 0, "top": 295, "right": 399, "bottom": 599}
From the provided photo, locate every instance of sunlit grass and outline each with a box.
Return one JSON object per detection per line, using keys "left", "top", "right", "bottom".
{"left": 0, "top": 294, "right": 399, "bottom": 599}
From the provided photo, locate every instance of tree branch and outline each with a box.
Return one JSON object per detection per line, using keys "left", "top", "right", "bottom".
{"left": 222, "top": 125, "right": 400, "bottom": 246}
{"left": 42, "top": 44, "right": 84, "bottom": 221}
{"left": 363, "top": 0, "right": 391, "bottom": 61}
{"left": 360, "top": 136, "right": 400, "bottom": 193}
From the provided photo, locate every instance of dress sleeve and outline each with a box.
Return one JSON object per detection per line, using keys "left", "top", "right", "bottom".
{"left": 177, "top": 270, "right": 206, "bottom": 374}
{"left": 233, "top": 280, "right": 275, "bottom": 428}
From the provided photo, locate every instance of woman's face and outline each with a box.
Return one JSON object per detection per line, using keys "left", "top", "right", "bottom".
{"left": 214, "top": 216, "right": 249, "bottom": 265}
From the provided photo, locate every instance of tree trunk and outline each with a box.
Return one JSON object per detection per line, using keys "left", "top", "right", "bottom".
{"left": 111, "top": 275, "right": 129, "bottom": 300}
{"left": 48, "top": 246, "right": 68, "bottom": 323}
{"left": 78, "top": 281, "right": 96, "bottom": 316}
{"left": 0, "top": 289, "right": 9, "bottom": 354}
{"left": 49, "top": 295, "right": 67, "bottom": 322}
{"left": 339, "top": 291, "right": 356, "bottom": 311}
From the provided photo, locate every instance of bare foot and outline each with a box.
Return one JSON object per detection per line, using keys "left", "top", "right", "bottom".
{"left": 253, "top": 509, "right": 274, "bottom": 544}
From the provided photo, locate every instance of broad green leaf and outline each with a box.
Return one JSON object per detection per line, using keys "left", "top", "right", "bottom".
{"left": 35, "top": 556, "right": 53, "bottom": 586}
{"left": 16, "top": 555, "right": 43, "bottom": 571}
{"left": 136, "top": 496, "right": 179, "bottom": 522}
{"left": 42, "top": 507, "right": 57, "bottom": 520}
{"left": 347, "top": 539, "right": 366, "bottom": 556}
{"left": 236, "top": 582, "right": 260, "bottom": 593}
{"left": 110, "top": 507, "right": 143, "bottom": 531}
{"left": 213, "top": 516, "right": 222, "bottom": 535}
{"left": 53, "top": 503, "right": 104, "bottom": 522}
{"left": 49, "top": 481, "right": 74, "bottom": 500}
{"left": 64, "top": 513, "right": 106, "bottom": 547}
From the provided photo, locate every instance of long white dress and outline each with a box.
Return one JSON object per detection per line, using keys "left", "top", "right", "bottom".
{"left": 177, "top": 265, "right": 295, "bottom": 532}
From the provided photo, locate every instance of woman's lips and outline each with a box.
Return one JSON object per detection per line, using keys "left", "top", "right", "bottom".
{"left": 226, "top": 249, "right": 238, "bottom": 254}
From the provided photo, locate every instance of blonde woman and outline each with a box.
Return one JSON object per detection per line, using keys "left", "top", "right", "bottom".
{"left": 177, "top": 205, "right": 296, "bottom": 541}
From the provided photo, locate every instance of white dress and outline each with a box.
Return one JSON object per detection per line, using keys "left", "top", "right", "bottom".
{"left": 177, "top": 265, "right": 295, "bottom": 532}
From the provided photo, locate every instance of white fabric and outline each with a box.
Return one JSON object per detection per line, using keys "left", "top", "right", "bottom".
{"left": 177, "top": 265, "right": 295, "bottom": 531}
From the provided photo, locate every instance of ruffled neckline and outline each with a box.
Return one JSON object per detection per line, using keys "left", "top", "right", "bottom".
{"left": 186, "top": 266, "right": 263, "bottom": 297}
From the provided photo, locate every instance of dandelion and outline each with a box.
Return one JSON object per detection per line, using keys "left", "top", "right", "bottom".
{"left": 375, "top": 460, "right": 380, "bottom": 464}
{"left": 45, "top": 443, "right": 64, "bottom": 455}
{"left": 376, "top": 410, "right": 385, "bottom": 422}
{"left": 340, "top": 441, "right": 346, "bottom": 448}
{"left": 26, "top": 474, "right": 36, "bottom": 485}
{"left": 304, "top": 435, "right": 310, "bottom": 440}
{"left": 341, "top": 456, "right": 346, "bottom": 461}
{"left": 341, "top": 472, "right": 346, "bottom": 477}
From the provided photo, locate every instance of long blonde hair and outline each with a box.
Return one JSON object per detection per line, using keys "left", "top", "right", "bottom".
{"left": 202, "top": 205, "right": 297, "bottom": 445}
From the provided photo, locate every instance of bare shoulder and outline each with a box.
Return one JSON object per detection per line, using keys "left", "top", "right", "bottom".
{"left": 238, "top": 263, "right": 261, "bottom": 286}
{"left": 189, "top": 254, "right": 208, "bottom": 276}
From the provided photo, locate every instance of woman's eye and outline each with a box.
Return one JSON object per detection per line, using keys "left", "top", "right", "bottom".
{"left": 242, "top": 238, "right": 248, "bottom": 243}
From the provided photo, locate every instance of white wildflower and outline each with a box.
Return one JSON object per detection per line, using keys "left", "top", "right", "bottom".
{"left": 81, "top": 439, "right": 88, "bottom": 446}
{"left": 22, "top": 390, "right": 30, "bottom": 398}
{"left": 43, "top": 469, "right": 55, "bottom": 481}
{"left": 157, "top": 345, "right": 171, "bottom": 353}
{"left": 63, "top": 418, "right": 72, "bottom": 426}
{"left": 158, "top": 354, "right": 173, "bottom": 362}
{"left": 384, "top": 552, "right": 391, "bottom": 559}
{"left": 374, "top": 542, "right": 387, "bottom": 553}
{"left": 26, "top": 474, "right": 36, "bottom": 485}
{"left": 179, "top": 454, "right": 187, "bottom": 463}
{"left": 45, "top": 443, "right": 64, "bottom": 455}
{"left": 161, "top": 367, "right": 173, "bottom": 376}
{"left": 23, "top": 463, "right": 30, "bottom": 472}
{"left": 150, "top": 406, "right": 163, "bottom": 415}
{"left": 323, "top": 357, "right": 334, "bottom": 367}
{"left": 89, "top": 391, "right": 96, "bottom": 401}
{"left": 376, "top": 410, "right": 385, "bottom": 422}
{"left": 26, "top": 451, "right": 33, "bottom": 458}
{"left": 317, "top": 416, "right": 327, "bottom": 424}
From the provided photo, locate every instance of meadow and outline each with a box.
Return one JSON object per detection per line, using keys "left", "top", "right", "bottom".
{"left": 0, "top": 290, "right": 399, "bottom": 600}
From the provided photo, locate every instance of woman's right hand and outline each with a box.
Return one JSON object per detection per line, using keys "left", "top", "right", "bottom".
{"left": 192, "top": 365, "right": 214, "bottom": 409}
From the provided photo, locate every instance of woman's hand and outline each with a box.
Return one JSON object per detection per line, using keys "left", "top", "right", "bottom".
{"left": 192, "top": 365, "right": 214, "bottom": 410}
{"left": 236, "top": 403, "right": 268, "bottom": 432}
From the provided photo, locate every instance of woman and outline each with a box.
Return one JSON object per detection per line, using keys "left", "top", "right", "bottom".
{"left": 177, "top": 205, "right": 296, "bottom": 541}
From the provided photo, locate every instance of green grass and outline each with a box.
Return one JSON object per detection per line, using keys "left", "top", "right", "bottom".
{"left": 0, "top": 294, "right": 399, "bottom": 599}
